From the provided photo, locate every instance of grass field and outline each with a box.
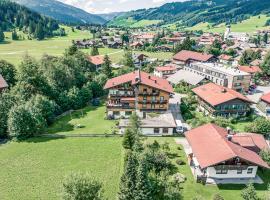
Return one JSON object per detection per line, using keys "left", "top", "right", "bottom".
{"left": 0, "top": 26, "right": 91, "bottom": 66}
{"left": 0, "top": 137, "right": 123, "bottom": 200}
{"left": 186, "top": 15, "right": 270, "bottom": 33}
{"left": 131, "top": 20, "right": 163, "bottom": 28}
{"left": 0, "top": 136, "right": 268, "bottom": 200}
{"left": 47, "top": 104, "right": 117, "bottom": 135}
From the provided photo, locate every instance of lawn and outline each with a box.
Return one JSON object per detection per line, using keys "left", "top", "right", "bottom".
{"left": 0, "top": 137, "right": 123, "bottom": 200}
{"left": 0, "top": 26, "right": 91, "bottom": 66}
{"left": 47, "top": 104, "right": 117, "bottom": 135}
{"left": 186, "top": 15, "right": 270, "bottom": 33}
{"left": 151, "top": 137, "right": 270, "bottom": 200}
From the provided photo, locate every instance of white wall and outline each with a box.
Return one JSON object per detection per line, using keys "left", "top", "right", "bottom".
{"left": 107, "top": 111, "right": 131, "bottom": 119}
{"left": 119, "top": 127, "right": 174, "bottom": 136}
{"left": 206, "top": 166, "right": 258, "bottom": 179}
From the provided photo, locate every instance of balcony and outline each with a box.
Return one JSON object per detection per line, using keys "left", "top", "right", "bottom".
{"left": 138, "top": 92, "right": 160, "bottom": 96}
{"left": 138, "top": 100, "right": 168, "bottom": 104}
{"left": 107, "top": 104, "right": 135, "bottom": 110}
{"left": 109, "top": 93, "right": 135, "bottom": 98}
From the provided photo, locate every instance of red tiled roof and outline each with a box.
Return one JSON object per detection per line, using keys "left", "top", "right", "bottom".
{"left": 238, "top": 66, "right": 262, "bottom": 74}
{"left": 219, "top": 54, "right": 232, "bottom": 61}
{"left": 104, "top": 70, "right": 173, "bottom": 93}
{"left": 137, "top": 34, "right": 155, "bottom": 39}
{"left": 0, "top": 75, "right": 8, "bottom": 90}
{"left": 192, "top": 83, "right": 252, "bottom": 106}
{"left": 232, "top": 133, "right": 269, "bottom": 151}
{"left": 155, "top": 65, "right": 177, "bottom": 72}
{"left": 173, "top": 50, "right": 214, "bottom": 62}
{"left": 88, "top": 55, "right": 104, "bottom": 65}
{"left": 261, "top": 92, "right": 270, "bottom": 104}
{"left": 185, "top": 123, "right": 269, "bottom": 169}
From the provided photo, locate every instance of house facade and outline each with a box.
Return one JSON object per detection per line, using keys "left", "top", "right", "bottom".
{"left": 103, "top": 70, "right": 173, "bottom": 119}
{"left": 185, "top": 123, "right": 269, "bottom": 184}
{"left": 258, "top": 92, "right": 270, "bottom": 116}
{"left": 184, "top": 62, "right": 251, "bottom": 92}
{"left": 192, "top": 83, "right": 252, "bottom": 117}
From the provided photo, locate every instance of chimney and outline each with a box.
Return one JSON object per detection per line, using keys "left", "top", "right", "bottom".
{"left": 226, "top": 127, "right": 234, "bottom": 141}
{"left": 148, "top": 75, "right": 151, "bottom": 79}
{"left": 222, "top": 88, "right": 227, "bottom": 93}
{"left": 154, "top": 80, "right": 157, "bottom": 83}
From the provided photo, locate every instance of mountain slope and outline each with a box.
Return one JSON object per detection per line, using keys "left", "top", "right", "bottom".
{"left": 98, "top": 12, "right": 125, "bottom": 21}
{"left": 109, "top": 0, "right": 270, "bottom": 27}
{"left": 13, "top": 0, "right": 107, "bottom": 25}
{"left": 0, "top": 0, "right": 60, "bottom": 39}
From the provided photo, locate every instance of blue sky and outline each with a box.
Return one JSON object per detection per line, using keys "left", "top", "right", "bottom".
{"left": 58, "top": 0, "right": 186, "bottom": 14}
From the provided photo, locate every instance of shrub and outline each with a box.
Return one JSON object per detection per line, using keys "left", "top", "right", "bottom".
{"left": 175, "top": 159, "right": 185, "bottom": 165}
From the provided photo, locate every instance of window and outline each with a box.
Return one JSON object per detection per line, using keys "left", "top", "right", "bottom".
{"left": 163, "top": 128, "right": 169, "bottom": 134}
{"left": 152, "top": 96, "right": 156, "bottom": 101}
{"left": 154, "top": 128, "right": 159, "bottom": 134}
{"left": 143, "top": 88, "right": 147, "bottom": 92}
{"left": 113, "top": 111, "right": 120, "bottom": 116}
{"left": 142, "top": 103, "right": 147, "bottom": 108}
{"left": 159, "top": 104, "right": 164, "bottom": 108}
{"left": 151, "top": 104, "right": 155, "bottom": 109}
{"left": 160, "top": 96, "right": 164, "bottom": 101}
{"left": 216, "top": 168, "right": 228, "bottom": 174}
{"left": 237, "top": 168, "right": 242, "bottom": 174}
{"left": 143, "top": 96, "right": 147, "bottom": 100}
{"left": 247, "top": 168, "right": 253, "bottom": 174}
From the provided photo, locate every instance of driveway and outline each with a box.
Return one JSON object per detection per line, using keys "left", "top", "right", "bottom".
{"left": 169, "top": 93, "right": 190, "bottom": 130}
{"left": 174, "top": 138, "right": 191, "bottom": 155}
{"left": 246, "top": 86, "right": 270, "bottom": 118}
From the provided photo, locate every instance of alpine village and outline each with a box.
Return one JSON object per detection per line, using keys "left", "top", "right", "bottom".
{"left": 1, "top": 0, "right": 270, "bottom": 199}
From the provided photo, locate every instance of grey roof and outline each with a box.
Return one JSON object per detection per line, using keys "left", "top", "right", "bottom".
{"left": 119, "top": 112, "right": 176, "bottom": 128}
{"left": 167, "top": 70, "right": 206, "bottom": 85}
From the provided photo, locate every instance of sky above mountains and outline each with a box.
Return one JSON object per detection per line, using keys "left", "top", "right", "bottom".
{"left": 58, "top": 0, "right": 186, "bottom": 14}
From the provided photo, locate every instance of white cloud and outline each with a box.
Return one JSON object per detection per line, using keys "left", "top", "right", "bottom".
{"left": 58, "top": 0, "right": 186, "bottom": 14}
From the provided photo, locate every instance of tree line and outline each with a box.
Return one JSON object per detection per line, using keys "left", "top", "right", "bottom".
{"left": 0, "top": 45, "right": 112, "bottom": 139}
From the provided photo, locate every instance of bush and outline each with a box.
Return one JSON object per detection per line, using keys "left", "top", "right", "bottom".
{"left": 177, "top": 146, "right": 181, "bottom": 150}
{"left": 62, "top": 172, "right": 103, "bottom": 200}
{"left": 172, "top": 173, "right": 186, "bottom": 184}
{"left": 175, "top": 159, "right": 185, "bottom": 165}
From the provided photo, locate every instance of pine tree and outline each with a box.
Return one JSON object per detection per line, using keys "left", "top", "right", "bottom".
{"left": 123, "top": 51, "right": 135, "bottom": 68}
{"left": 34, "top": 23, "right": 45, "bottom": 40}
{"left": 119, "top": 152, "right": 138, "bottom": 200}
{"left": 91, "top": 46, "right": 99, "bottom": 56}
{"left": 122, "top": 128, "right": 136, "bottom": 150}
{"left": 135, "top": 159, "right": 152, "bottom": 200}
{"left": 12, "top": 30, "right": 19, "bottom": 40}
{"left": 0, "top": 29, "right": 5, "bottom": 42}
{"left": 241, "top": 183, "right": 259, "bottom": 200}
{"left": 102, "top": 55, "right": 113, "bottom": 78}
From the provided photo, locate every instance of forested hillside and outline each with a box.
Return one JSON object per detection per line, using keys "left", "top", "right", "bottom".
{"left": 0, "top": 0, "right": 60, "bottom": 40}
{"left": 13, "top": 0, "right": 107, "bottom": 25}
{"left": 109, "top": 0, "right": 270, "bottom": 27}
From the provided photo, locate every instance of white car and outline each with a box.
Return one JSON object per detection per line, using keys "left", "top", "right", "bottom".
{"left": 175, "top": 120, "right": 184, "bottom": 134}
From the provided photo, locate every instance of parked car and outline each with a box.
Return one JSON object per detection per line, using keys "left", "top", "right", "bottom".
{"left": 175, "top": 120, "right": 184, "bottom": 134}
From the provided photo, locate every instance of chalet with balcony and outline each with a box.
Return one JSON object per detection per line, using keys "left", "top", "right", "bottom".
{"left": 88, "top": 55, "right": 104, "bottom": 70}
{"left": 185, "top": 123, "right": 269, "bottom": 184}
{"left": 173, "top": 50, "right": 216, "bottom": 66}
{"left": 103, "top": 70, "right": 173, "bottom": 119}
{"left": 0, "top": 75, "right": 8, "bottom": 92}
{"left": 192, "top": 83, "right": 253, "bottom": 118}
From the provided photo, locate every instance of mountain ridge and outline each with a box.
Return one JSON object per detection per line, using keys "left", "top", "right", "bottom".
{"left": 12, "top": 0, "right": 107, "bottom": 25}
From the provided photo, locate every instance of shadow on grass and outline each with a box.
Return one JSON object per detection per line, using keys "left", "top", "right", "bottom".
{"left": 16, "top": 136, "right": 66, "bottom": 143}
{"left": 0, "top": 41, "right": 11, "bottom": 45}
{"left": 217, "top": 169, "right": 270, "bottom": 191}
{"left": 46, "top": 105, "right": 100, "bottom": 134}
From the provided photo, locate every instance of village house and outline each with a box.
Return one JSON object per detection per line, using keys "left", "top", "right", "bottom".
{"left": 74, "top": 39, "right": 93, "bottom": 49}
{"left": 87, "top": 55, "right": 104, "bottom": 70}
{"left": 0, "top": 75, "right": 8, "bottom": 92}
{"left": 218, "top": 54, "right": 233, "bottom": 65}
{"left": 238, "top": 66, "right": 262, "bottom": 78}
{"left": 119, "top": 112, "right": 176, "bottom": 136}
{"left": 154, "top": 65, "right": 177, "bottom": 78}
{"left": 130, "top": 41, "right": 144, "bottom": 49}
{"left": 258, "top": 92, "right": 270, "bottom": 116}
{"left": 133, "top": 53, "right": 149, "bottom": 66}
{"left": 198, "top": 33, "right": 221, "bottom": 46}
{"left": 184, "top": 62, "right": 252, "bottom": 92}
{"left": 103, "top": 70, "right": 173, "bottom": 119}
{"left": 192, "top": 83, "right": 253, "bottom": 117}
{"left": 133, "top": 33, "right": 156, "bottom": 44}
{"left": 173, "top": 50, "right": 216, "bottom": 66}
{"left": 185, "top": 123, "right": 269, "bottom": 184}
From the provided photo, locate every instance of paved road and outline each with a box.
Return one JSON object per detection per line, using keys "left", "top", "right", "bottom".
{"left": 169, "top": 93, "right": 191, "bottom": 130}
